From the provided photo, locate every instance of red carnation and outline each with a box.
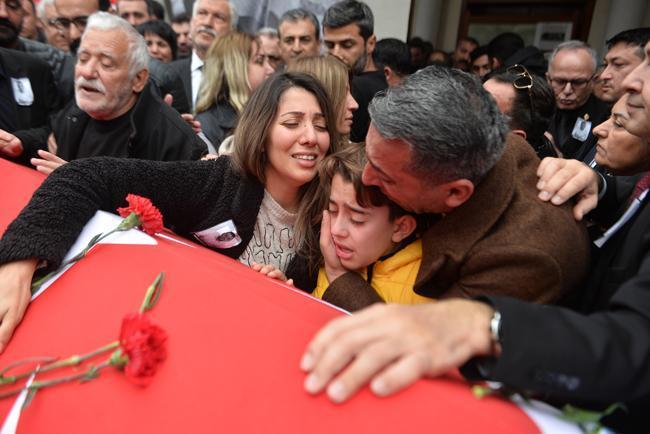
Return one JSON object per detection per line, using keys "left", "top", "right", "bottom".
{"left": 118, "top": 313, "right": 168, "bottom": 386}
{"left": 117, "top": 194, "right": 163, "bottom": 235}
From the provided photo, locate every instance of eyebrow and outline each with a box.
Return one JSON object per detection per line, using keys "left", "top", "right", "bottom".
{"left": 612, "top": 111, "right": 628, "bottom": 121}
{"left": 366, "top": 154, "right": 393, "bottom": 182}
{"left": 329, "top": 198, "right": 369, "bottom": 215}
{"left": 279, "top": 111, "right": 325, "bottom": 118}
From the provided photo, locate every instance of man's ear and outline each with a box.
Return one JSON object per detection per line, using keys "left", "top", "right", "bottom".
{"left": 131, "top": 69, "right": 149, "bottom": 93}
{"left": 443, "top": 179, "right": 475, "bottom": 210}
{"left": 366, "top": 34, "right": 377, "bottom": 55}
{"left": 391, "top": 214, "right": 417, "bottom": 243}
{"left": 512, "top": 128, "right": 527, "bottom": 140}
{"left": 383, "top": 66, "right": 392, "bottom": 83}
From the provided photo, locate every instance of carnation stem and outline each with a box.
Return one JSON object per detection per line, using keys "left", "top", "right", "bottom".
{"left": 140, "top": 272, "right": 165, "bottom": 313}
{"left": 0, "top": 361, "right": 112, "bottom": 399}
{"left": 30, "top": 212, "right": 141, "bottom": 294}
{"left": 0, "top": 341, "right": 119, "bottom": 386}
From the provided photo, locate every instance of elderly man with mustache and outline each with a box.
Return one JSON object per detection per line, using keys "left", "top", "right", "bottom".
{"left": 169, "top": 0, "right": 236, "bottom": 111}
{"left": 30, "top": 12, "right": 205, "bottom": 174}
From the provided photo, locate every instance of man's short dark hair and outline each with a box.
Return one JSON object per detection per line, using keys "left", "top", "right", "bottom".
{"left": 323, "top": 0, "right": 374, "bottom": 41}
{"left": 150, "top": 0, "right": 164, "bottom": 20}
{"left": 487, "top": 69, "right": 556, "bottom": 156}
{"left": 373, "top": 38, "right": 412, "bottom": 76}
{"left": 470, "top": 45, "right": 489, "bottom": 63}
{"left": 171, "top": 12, "right": 189, "bottom": 24}
{"left": 606, "top": 27, "right": 650, "bottom": 58}
{"left": 278, "top": 8, "right": 320, "bottom": 41}
{"left": 487, "top": 32, "right": 524, "bottom": 65}
{"left": 458, "top": 36, "right": 479, "bottom": 48}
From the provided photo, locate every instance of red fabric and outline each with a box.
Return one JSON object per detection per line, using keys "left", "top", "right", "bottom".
{"left": 0, "top": 159, "right": 540, "bottom": 434}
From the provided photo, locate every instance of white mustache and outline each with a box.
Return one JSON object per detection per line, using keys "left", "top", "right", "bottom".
{"left": 75, "top": 77, "right": 106, "bottom": 94}
{"left": 196, "top": 26, "right": 217, "bottom": 37}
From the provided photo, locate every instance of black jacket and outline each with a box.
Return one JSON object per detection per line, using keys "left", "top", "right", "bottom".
{"left": 547, "top": 94, "right": 610, "bottom": 162}
{"left": 0, "top": 48, "right": 61, "bottom": 166}
{"left": 464, "top": 181, "right": 650, "bottom": 433}
{"left": 196, "top": 100, "right": 238, "bottom": 149}
{"left": 53, "top": 82, "right": 206, "bottom": 162}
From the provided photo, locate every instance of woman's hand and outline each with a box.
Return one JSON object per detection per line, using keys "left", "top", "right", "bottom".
{"left": 0, "top": 259, "right": 38, "bottom": 353}
{"left": 251, "top": 262, "right": 294, "bottom": 286}
{"left": 320, "top": 211, "right": 347, "bottom": 283}
{"left": 31, "top": 150, "right": 68, "bottom": 175}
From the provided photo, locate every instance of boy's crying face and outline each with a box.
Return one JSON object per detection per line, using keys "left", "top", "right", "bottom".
{"left": 326, "top": 174, "right": 414, "bottom": 272}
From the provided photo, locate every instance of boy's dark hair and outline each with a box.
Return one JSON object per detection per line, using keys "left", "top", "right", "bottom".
{"left": 373, "top": 38, "right": 412, "bottom": 76}
{"left": 319, "top": 143, "right": 409, "bottom": 221}
{"left": 606, "top": 28, "right": 650, "bottom": 58}
{"left": 323, "top": 0, "right": 374, "bottom": 41}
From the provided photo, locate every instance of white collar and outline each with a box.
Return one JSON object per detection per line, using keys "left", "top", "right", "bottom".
{"left": 191, "top": 50, "right": 203, "bottom": 72}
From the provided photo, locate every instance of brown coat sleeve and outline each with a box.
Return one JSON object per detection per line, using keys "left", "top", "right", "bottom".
{"left": 322, "top": 272, "right": 384, "bottom": 312}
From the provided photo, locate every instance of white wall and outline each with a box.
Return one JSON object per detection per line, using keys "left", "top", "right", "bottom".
{"left": 364, "top": 0, "right": 413, "bottom": 40}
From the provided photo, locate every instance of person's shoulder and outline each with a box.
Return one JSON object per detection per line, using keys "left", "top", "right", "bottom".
{"left": 169, "top": 57, "right": 191, "bottom": 73}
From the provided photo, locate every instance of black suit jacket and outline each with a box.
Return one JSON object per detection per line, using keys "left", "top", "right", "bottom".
{"left": 466, "top": 183, "right": 650, "bottom": 433}
{"left": 169, "top": 57, "right": 192, "bottom": 110}
{"left": 0, "top": 48, "right": 60, "bottom": 166}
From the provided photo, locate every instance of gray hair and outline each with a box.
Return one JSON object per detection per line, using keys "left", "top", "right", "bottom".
{"left": 192, "top": 0, "right": 238, "bottom": 29}
{"left": 257, "top": 27, "right": 278, "bottom": 39}
{"left": 369, "top": 66, "right": 508, "bottom": 184}
{"left": 548, "top": 40, "right": 598, "bottom": 73}
{"left": 278, "top": 8, "right": 320, "bottom": 41}
{"left": 36, "top": 0, "right": 55, "bottom": 19}
{"left": 83, "top": 12, "right": 149, "bottom": 79}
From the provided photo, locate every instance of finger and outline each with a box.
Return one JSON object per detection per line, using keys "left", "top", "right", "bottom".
{"left": 267, "top": 269, "right": 284, "bottom": 280}
{"left": 302, "top": 304, "right": 387, "bottom": 372}
{"left": 536, "top": 157, "right": 563, "bottom": 182}
{"left": 573, "top": 195, "right": 598, "bottom": 220}
{"left": 286, "top": 279, "right": 294, "bottom": 286}
{"left": 323, "top": 339, "right": 402, "bottom": 403}
{"left": 370, "top": 352, "right": 432, "bottom": 397}
{"left": 303, "top": 309, "right": 393, "bottom": 394}
{"left": 548, "top": 171, "right": 595, "bottom": 206}
{"left": 37, "top": 150, "right": 66, "bottom": 164}
{"left": 0, "top": 292, "right": 29, "bottom": 353}
{"left": 164, "top": 93, "right": 173, "bottom": 106}
{"left": 251, "top": 262, "right": 262, "bottom": 271}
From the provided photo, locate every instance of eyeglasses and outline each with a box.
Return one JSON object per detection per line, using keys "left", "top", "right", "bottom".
{"left": 53, "top": 16, "right": 89, "bottom": 32}
{"left": 507, "top": 64, "right": 535, "bottom": 127}
{"left": 0, "top": 0, "right": 21, "bottom": 12}
{"left": 548, "top": 76, "right": 594, "bottom": 90}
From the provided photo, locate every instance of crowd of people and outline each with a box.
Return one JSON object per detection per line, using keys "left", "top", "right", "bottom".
{"left": 1, "top": 0, "right": 650, "bottom": 432}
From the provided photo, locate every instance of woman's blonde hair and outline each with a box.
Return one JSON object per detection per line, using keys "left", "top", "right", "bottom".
{"left": 195, "top": 32, "right": 255, "bottom": 115}
{"left": 287, "top": 55, "right": 351, "bottom": 137}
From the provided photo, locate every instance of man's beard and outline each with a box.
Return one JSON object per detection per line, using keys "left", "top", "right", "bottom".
{"left": 352, "top": 48, "right": 367, "bottom": 75}
{"left": 0, "top": 17, "right": 21, "bottom": 48}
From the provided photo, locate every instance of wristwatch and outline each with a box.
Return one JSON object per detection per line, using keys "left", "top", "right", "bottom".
{"left": 489, "top": 310, "right": 502, "bottom": 351}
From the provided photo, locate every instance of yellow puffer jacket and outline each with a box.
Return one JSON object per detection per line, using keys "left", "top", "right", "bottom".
{"left": 313, "top": 239, "right": 433, "bottom": 304}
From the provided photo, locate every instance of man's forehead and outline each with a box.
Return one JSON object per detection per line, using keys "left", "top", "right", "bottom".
{"left": 323, "top": 23, "right": 362, "bottom": 40}
{"left": 55, "top": 0, "right": 98, "bottom": 15}
{"left": 280, "top": 19, "right": 316, "bottom": 37}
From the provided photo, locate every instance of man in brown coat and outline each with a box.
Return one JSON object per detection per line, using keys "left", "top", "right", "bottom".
{"left": 318, "top": 66, "right": 590, "bottom": 311}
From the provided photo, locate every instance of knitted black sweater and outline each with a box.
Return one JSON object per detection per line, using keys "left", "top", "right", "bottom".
{"left": 0, "top": 156, "right": 266, "bottom": 270}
